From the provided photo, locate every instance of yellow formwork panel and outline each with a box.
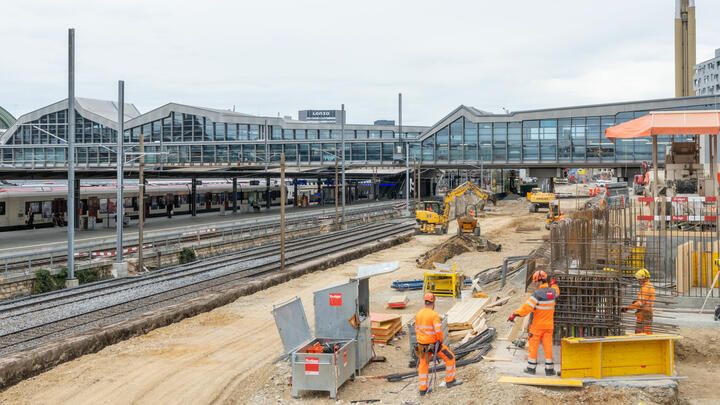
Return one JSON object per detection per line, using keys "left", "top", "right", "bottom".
{"left": 561, "top": 334, "right": 681, "bottom": 379}
{"left": 692, "top": 251, "right": 720, "bottom": 288}
{"left": 423, "top": 271, "right": 462, "bottom": 298}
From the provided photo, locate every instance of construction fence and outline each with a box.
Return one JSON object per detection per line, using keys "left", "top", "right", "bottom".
{"left": 545, "top": 195, "right": 718, "bottom": 339}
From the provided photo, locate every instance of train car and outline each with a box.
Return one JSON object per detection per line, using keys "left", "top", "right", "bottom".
{"left": 0, "top": 179, "right": 286, "bottom": 231}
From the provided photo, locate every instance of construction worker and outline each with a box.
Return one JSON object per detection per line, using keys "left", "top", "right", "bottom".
{"left": 415, "top": 292, "right": 462, "bottom": 396}
{"left": 507, "top": 270, "right": 560, "bottom": 376}
{"left": 622, "top": 268, "right": 655, "bottom": 334}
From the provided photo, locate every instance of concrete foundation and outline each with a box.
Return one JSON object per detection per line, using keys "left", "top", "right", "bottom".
{"left": 111, "top": 262, "right": 129, "bottom": 278}
{"left": 65, "top": 278, "right": 79, "bottom": 288}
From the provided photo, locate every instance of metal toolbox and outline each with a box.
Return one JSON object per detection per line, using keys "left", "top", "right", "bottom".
{"left": 313, "top": 262, "right": 400, "bottom": 373}
{"left": 273, "top": 296, "right": 356, "bottom": 399}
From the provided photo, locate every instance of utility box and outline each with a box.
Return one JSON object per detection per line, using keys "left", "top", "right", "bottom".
{"left": 314, "top": 261, "right": 399, "bottom": 373}
{"left": 272, "top": 297, "right": 357, "bottom": 399}
{"left": 314, "top": 279, "right": 371, "bottom": 373}
{"left": 272, "top": 262, "right": 399, "bottom": 399}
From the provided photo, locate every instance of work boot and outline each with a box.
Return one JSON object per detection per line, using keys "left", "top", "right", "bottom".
{"left": 446, "top": 379, "right": 464, "bottom": 389}
{"left": 419, "top": 389, "right": 430, "bottom": 396}
{"left": 545, "top": 368, "right": 556, "bottom": 376}
{"left": 523, "top": 367, "right": 536, "bottom": 375}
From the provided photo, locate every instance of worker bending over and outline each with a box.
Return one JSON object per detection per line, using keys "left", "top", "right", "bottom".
{"left": 415, "top": 292, "right": 462, "bottom": 396}
{"left": 508, "top": 270, "right": 560, "bottom": 376}
{"left": 622, "top": 268, "right": 655, "bottom": 334}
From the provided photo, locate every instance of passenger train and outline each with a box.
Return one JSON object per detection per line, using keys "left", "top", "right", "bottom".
{"left": 0, "top": 179, "right": 292, "bottom": 231}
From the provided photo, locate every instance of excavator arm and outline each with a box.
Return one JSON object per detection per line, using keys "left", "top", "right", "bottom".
{"left": 440, "top": 181, "right": 496, "bottom": 226}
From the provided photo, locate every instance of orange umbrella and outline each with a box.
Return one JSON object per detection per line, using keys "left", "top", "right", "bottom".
{"left": 605, "top": 111, "right": 720, "bottom": 139}
{"left": 605, "top": 110, "right": 720, "bottom": 198}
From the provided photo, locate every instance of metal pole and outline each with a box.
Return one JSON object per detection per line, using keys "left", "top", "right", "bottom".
{"left": 280, "top": 152, "right": 286, "bottom": 271}
{"left": 401, "top": 92, "right": 409, "bottom": 216}
{"left": 232, "top": 177, "right": 238, "bottom": 214}
{"left": 652, "top": 136, "right": 658, "bottom": 199}
{"left": 335, "top": 158, "right": 339, "bottom": 225}
{"left": 116, "top": 80, "right": 124, "bottom": 263}
{"left": 264, "top": 120, "right": 270, "bottom": 210}
{"left": 341, "top": 104, "right": 346, "bottom": 225}
{"left": 67, "top": 28, "right": 77, "bottom": 286}
{"left": 138, "top": 132, "right": 145, "bottom": 272}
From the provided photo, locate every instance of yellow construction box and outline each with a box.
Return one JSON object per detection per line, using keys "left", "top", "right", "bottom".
{"left": 561, "top": 334, "right": 681, "bottom": 379}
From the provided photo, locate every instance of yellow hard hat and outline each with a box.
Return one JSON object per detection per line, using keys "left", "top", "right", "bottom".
{"left": 634, "top": 268, "right": 650, "bottom": 280}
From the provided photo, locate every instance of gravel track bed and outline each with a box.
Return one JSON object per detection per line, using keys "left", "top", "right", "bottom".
{"left": 0, "top": 204, "right": 397, "bottom": 310}
{"left": 0, "top": 222, "right": 381, "bottom": 320}
{"left": 0, "top": 222, "right": 409, "bottom": 352}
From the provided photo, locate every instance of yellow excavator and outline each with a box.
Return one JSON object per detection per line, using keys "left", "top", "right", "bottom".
{"left": 415, "top": 181, "right": 496, "bottom": 235}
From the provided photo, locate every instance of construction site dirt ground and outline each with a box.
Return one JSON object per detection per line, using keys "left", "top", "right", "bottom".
{"left": 0, "top": 198, "right": 717, "bottom": 405}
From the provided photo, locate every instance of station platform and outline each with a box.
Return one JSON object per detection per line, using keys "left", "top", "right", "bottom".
{"left": 0, "top": 200, "right": 402, "bottom": 259}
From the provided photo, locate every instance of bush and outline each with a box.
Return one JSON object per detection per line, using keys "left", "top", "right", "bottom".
{"left": 32, "top": 267, "right": 107, "bottom": 295}
{"left": 32, "top": 269, "right": 65, "bottom": 294}
{"left": 77, "top": 268, "right": 103, "bottom": 284}
{"left": 179, "top": 247, "right": 197, "bottom": 264}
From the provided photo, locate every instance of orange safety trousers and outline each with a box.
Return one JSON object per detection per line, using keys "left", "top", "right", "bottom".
{"left": 635, "top": 310, "right": 653, "bottom": 334}
{"left": 527, "top": 329, "right": 553, "bottom": 370}
{"left": 417, "top": 343, "right": 456, "bottom": 391}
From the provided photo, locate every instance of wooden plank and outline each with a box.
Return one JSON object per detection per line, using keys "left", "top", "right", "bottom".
{"left": 485, "top": 296, "right": 511, "bottom": 308}
{"left": 498, "top": 376, "right": 583, "bottom": 387}
{"left": 482, "top": 356, "right": 512, "bottom": 362}
{"left": 371, "top": 313, "right": 402, "bottom": 323}
{"left": 446, "top": 298, "right": 489, "bottom": 330}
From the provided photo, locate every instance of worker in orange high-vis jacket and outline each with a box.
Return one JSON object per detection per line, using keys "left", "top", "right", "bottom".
{"left": 415, "top": 292, "right": 462, "bottom": 396}
{"left": 507, "top": 270, "right": 560, "bottom": 376}
{"left": 622, "top": 268, "right": 655, "bottom": 334}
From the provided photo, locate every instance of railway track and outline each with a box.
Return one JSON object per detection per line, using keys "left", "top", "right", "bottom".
{"left": 0, "top": 201, "right": 402, "bottom": 273}
{"left": 0, "top": 220, "right": 413, "bottom": 356}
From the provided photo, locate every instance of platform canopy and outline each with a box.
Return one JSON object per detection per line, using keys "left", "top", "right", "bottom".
{"left": 605, "top": 110, "right": 720, "bottom": 139}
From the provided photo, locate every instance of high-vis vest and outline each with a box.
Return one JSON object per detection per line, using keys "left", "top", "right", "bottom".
{"left": 628, "top": 280, "right": 655, "bottom": 313}
{"left": 415, "top": 307, "right": 443, "bottom": 345}
{"left": 515, "top": 282, "right": 560, "bottom": 333}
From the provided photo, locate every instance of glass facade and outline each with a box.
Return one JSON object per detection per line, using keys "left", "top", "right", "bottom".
{"left": 2, "top": 99, "right": 718, "bottom": 167}
{"left": 416, "top": 102, "right": 720, "bottom": 165}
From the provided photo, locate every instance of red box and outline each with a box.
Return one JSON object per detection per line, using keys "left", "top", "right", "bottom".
{"left": 329, "top": 293, "right": 342, "bottom": 307}
{"left": 305, "top": 357, "right": 319, "bottom": 375}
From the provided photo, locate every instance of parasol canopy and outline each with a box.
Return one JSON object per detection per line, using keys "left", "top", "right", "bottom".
{"left": 605, "top": 111, "right": 720, "bottom": 139}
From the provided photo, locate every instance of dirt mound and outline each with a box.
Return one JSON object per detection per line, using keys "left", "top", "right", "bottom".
{"left": 526, "top": 385, "right": 676, "bottom": 405}
{"left": 417, "top": 235, "right": 501, "bottom": 269}
{"left": 675, "top": 328, "right": 720, "bottom": 363}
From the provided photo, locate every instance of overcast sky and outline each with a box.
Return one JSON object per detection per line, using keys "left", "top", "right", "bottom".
{"left": 2, "top": 0, "right": 719, "bottom": 126}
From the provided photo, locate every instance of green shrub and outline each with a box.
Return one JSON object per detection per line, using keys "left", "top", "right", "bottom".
{"left": 179, "top": 247, "right": 197, "bottom": 264}
{"left": 32, "top": 269, "right": 65, "bottom": 294}
{"left": 77, "top": 268, "right": 103, "bottom": 284}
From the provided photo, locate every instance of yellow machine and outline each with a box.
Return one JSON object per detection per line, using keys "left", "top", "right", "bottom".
{"left": 544, "top": 199, "right": 565, "bottom": 229}
{"left": 527, "top": 188, "right": 556, "bottom": 213}
{"left": 415, "top": 181, "right": 496, "bottom": 235}
{"left": 423, "top": 263, "right": 464, "bottom": 298}
{"left": 456, "top": 204, "right": 481, "bottom": 236}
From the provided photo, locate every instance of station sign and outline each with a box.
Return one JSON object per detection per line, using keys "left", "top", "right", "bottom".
{"left": 299, "top": 109, "right": 343, "bottom": 123}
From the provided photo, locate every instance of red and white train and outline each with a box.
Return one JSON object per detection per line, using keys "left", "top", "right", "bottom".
{"left": 0, "top": 179, "right": 290, "bottom": 231}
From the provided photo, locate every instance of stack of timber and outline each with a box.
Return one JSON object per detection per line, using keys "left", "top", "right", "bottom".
{"left": 446, "top": 296, "right": 511, "bottom": 343}
{"left": 371, "top": 313, "right": 403, "bottom": 344}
